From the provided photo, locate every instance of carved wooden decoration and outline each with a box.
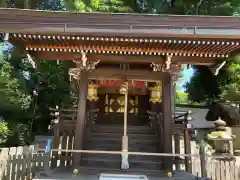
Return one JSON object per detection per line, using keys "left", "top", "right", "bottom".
{"left": 150, "top": 62, "right": 163, "bottom": 72}
{"left": 69, "top": 53, "right": 100, "bottom": 80}
{"left": 150, "top": 62, "right": 180, "bottom": 74}
{"left": 165, "top": 54, "right": 172, "bottom": 70}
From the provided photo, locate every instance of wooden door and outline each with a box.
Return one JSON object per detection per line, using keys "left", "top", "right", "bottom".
{"left": 96, "top": 94, "right": 149, "bottom": 125}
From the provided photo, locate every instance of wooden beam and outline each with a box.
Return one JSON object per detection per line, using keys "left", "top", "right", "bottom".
{"left": 88, "top": 69, "right": 166, "bottom": 81}
{"left": 98, "top": 86, "right": 148, "bottom": 95}
{"left": 34, "top": 51, "right": 215, "bottom": 65}
{"left": 171, "top": 56, "right": 215, "bottom": 65}
{"left": 34, "top": 51, "right": 164, "bottom": 63}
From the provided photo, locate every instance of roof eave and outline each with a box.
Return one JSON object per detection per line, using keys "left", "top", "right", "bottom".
{"left": 1, "top": 24, "right": 240, "bottom": 39}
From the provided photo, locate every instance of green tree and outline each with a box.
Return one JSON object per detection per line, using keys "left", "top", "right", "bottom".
{"left": 221, "top": 56, "right": 240, "bottom": 101}
{"left": 143, "top": 0, "right": 240, "bottom": 15}
{"left": 64, "top": 0, "right": 133, "bottom": 12}
{"left": 0, "top": 43, "right": 33, "bottom": 146}
{"left": 0, "top": 1, "right": 70, "bottom": 144}
{"left": 0, "top": 47, "right": 31, "bottom": 114}
{"left": 0, "top": 0, "right": 64, "bottom": 9}
{"left": 175, "top": 92, "right": 189, "bottom": 104}
{"left": 32, "top": 60, "right": 74, "bottom": 133}
{"left": 185, "top": 66, "right": 224, "bottom": 103}
{"left": 183, "top": 1, "right": 240, "bottom": 103}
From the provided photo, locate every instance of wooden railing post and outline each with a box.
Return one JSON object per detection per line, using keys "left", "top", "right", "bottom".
{"left": 147, "top": 110, "right": 157, "bottom": 132}
{"left": 199, "top": 139, "right": 207, "bottom": 177}
{"left": 147, "top": 110, "right": 164, "bottom": 152}
{"left": 184, "top": 110, "right": 192, "bottom": 173}
{"left": 50, "top": 106, "right": 60, "bottom": 169}
{"left": 0, "top": 148, "right": 9, "bottom": 179}
{"left": 174, "top": 134, "right": 181, "bottom": 170}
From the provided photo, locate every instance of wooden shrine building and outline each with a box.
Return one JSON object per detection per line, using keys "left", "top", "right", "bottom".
{"left": 0, "top": 8, "right": 240, "bottom": 174}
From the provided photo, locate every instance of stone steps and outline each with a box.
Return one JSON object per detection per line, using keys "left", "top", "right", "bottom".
{"left": 82, "top": 153, "right": 163, "bottom": 161}
{"left": 87, "top": 137, "right": 159, "bottom": 144}
{"left": 81, "top": 125, "right": 163, "bottom": 173}
{"left": 90, "top": 125, "right": 154, "bottom": 134}
{"left": 89, "top": 132, "right": 157, "bottom": 139}
{"left": 85, "top": 144, "right": 159, "bottom": 152}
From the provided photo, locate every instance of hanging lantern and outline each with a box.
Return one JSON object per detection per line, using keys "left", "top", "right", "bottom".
{"left": 87, "top": 84, "right": 99, "bottom": 101}
{"left": 149, "top": 81, "right": 162, "bottom": 103}
{"left": 119, "top": 82, "right": 128, "bottom": 95}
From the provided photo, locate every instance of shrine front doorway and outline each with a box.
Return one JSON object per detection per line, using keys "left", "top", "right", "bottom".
{"left": 90, "top": 80, "right": 151, "bottom": 126}
{"left": 96, "top": 93, "right": 150, "bottom": 125}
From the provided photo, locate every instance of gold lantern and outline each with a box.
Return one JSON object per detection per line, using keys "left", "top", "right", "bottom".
{"left": 149, "top": 81, "right": 162, "bottom": 103}
{"left": 87, "top": 84, "right": 99, "bottom": 101}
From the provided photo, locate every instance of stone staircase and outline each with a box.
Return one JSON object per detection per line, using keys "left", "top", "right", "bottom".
{"left": 80, "top": 124, "right": 164, "bottom": 175}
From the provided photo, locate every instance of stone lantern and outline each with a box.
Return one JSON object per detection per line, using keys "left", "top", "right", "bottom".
{"left": 207, "top": 117, "right": 235, "bottom": 160}
{"left": 119, "top": 81, "right": 128, "bottom": 95}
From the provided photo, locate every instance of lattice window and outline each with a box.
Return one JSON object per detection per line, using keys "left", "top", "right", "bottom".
{"left": 129, "top": 96, "right": 138, "bottom": 113}
{"left": 104, "top": 95, "right": 138, "bottom": 113}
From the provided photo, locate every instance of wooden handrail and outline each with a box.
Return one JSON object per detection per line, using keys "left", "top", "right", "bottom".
{"left": 174, "top": 113, "right": 188, "bottom": 119}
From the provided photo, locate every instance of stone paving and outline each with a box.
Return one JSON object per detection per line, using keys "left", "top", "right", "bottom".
{"left": 33, "top": 173, "right": 186, "bottom": 180}
{"left": 33, "top": 171, "right": 210, "bottom": 180}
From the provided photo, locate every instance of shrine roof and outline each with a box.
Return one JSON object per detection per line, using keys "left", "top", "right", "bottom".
{"left": 0, "top": 8, "right": 240, "bottom": 37}
{"left": 0, "top": 8, "right": 240, "bottom": 65}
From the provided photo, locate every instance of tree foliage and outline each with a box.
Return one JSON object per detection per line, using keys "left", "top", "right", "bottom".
{"left": 175, "top": 92, "right": 188, "bottom": 104}
{"left": 221, "top": 56, "right": 240, "bottom": 101}
{"left": 64, "top": 0, "right": 133, "bottom": 12}
{"left": 0, "top": 1, "right": 71, "bottom": 146}
{"left": 183, "top": 1, "right": 240, "bottom": 103}
{"left": 0, "top": 45, "right": 31, "bottom": 114}
{"left": 136, "top": 0, "right": 240, "bottom": 15}
{"left": 185, "top": 66, "right": 223, "bottom": 103}
{"left": 0, "top": 0, "right": 64, "bottom": 9}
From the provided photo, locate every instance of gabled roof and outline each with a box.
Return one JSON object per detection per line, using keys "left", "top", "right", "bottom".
{"left": 0, "top": 8, "right": 240, "bottom": 38}
{"left": 0, "top": 8, "right": 239, "bottom": 65}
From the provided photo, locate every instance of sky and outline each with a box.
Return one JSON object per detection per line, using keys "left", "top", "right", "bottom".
{"left": 177, "top": 67, "right": 194, "bottom": 92}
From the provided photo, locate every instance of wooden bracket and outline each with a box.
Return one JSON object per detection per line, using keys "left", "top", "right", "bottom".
{"left": 150, "top": 62, "right": 163, "bottom": 72}
{"left": 150, "top": 55, "right": 173, "bottom": 72}
{"left": 69, "top": 53, "right": 100, "bottom": 80}
{"left": 26, "top": 53, "right": 37, "bottom": 69}
{"left": 165, "top": 54, "right": 172, "bottom": 70}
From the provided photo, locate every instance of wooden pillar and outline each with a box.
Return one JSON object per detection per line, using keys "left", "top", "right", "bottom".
{"left": 162, "top": 73, "right": 173, "bottom": 171}
{"left": 72, "top": 70, "right": 88, "bottom": 168}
